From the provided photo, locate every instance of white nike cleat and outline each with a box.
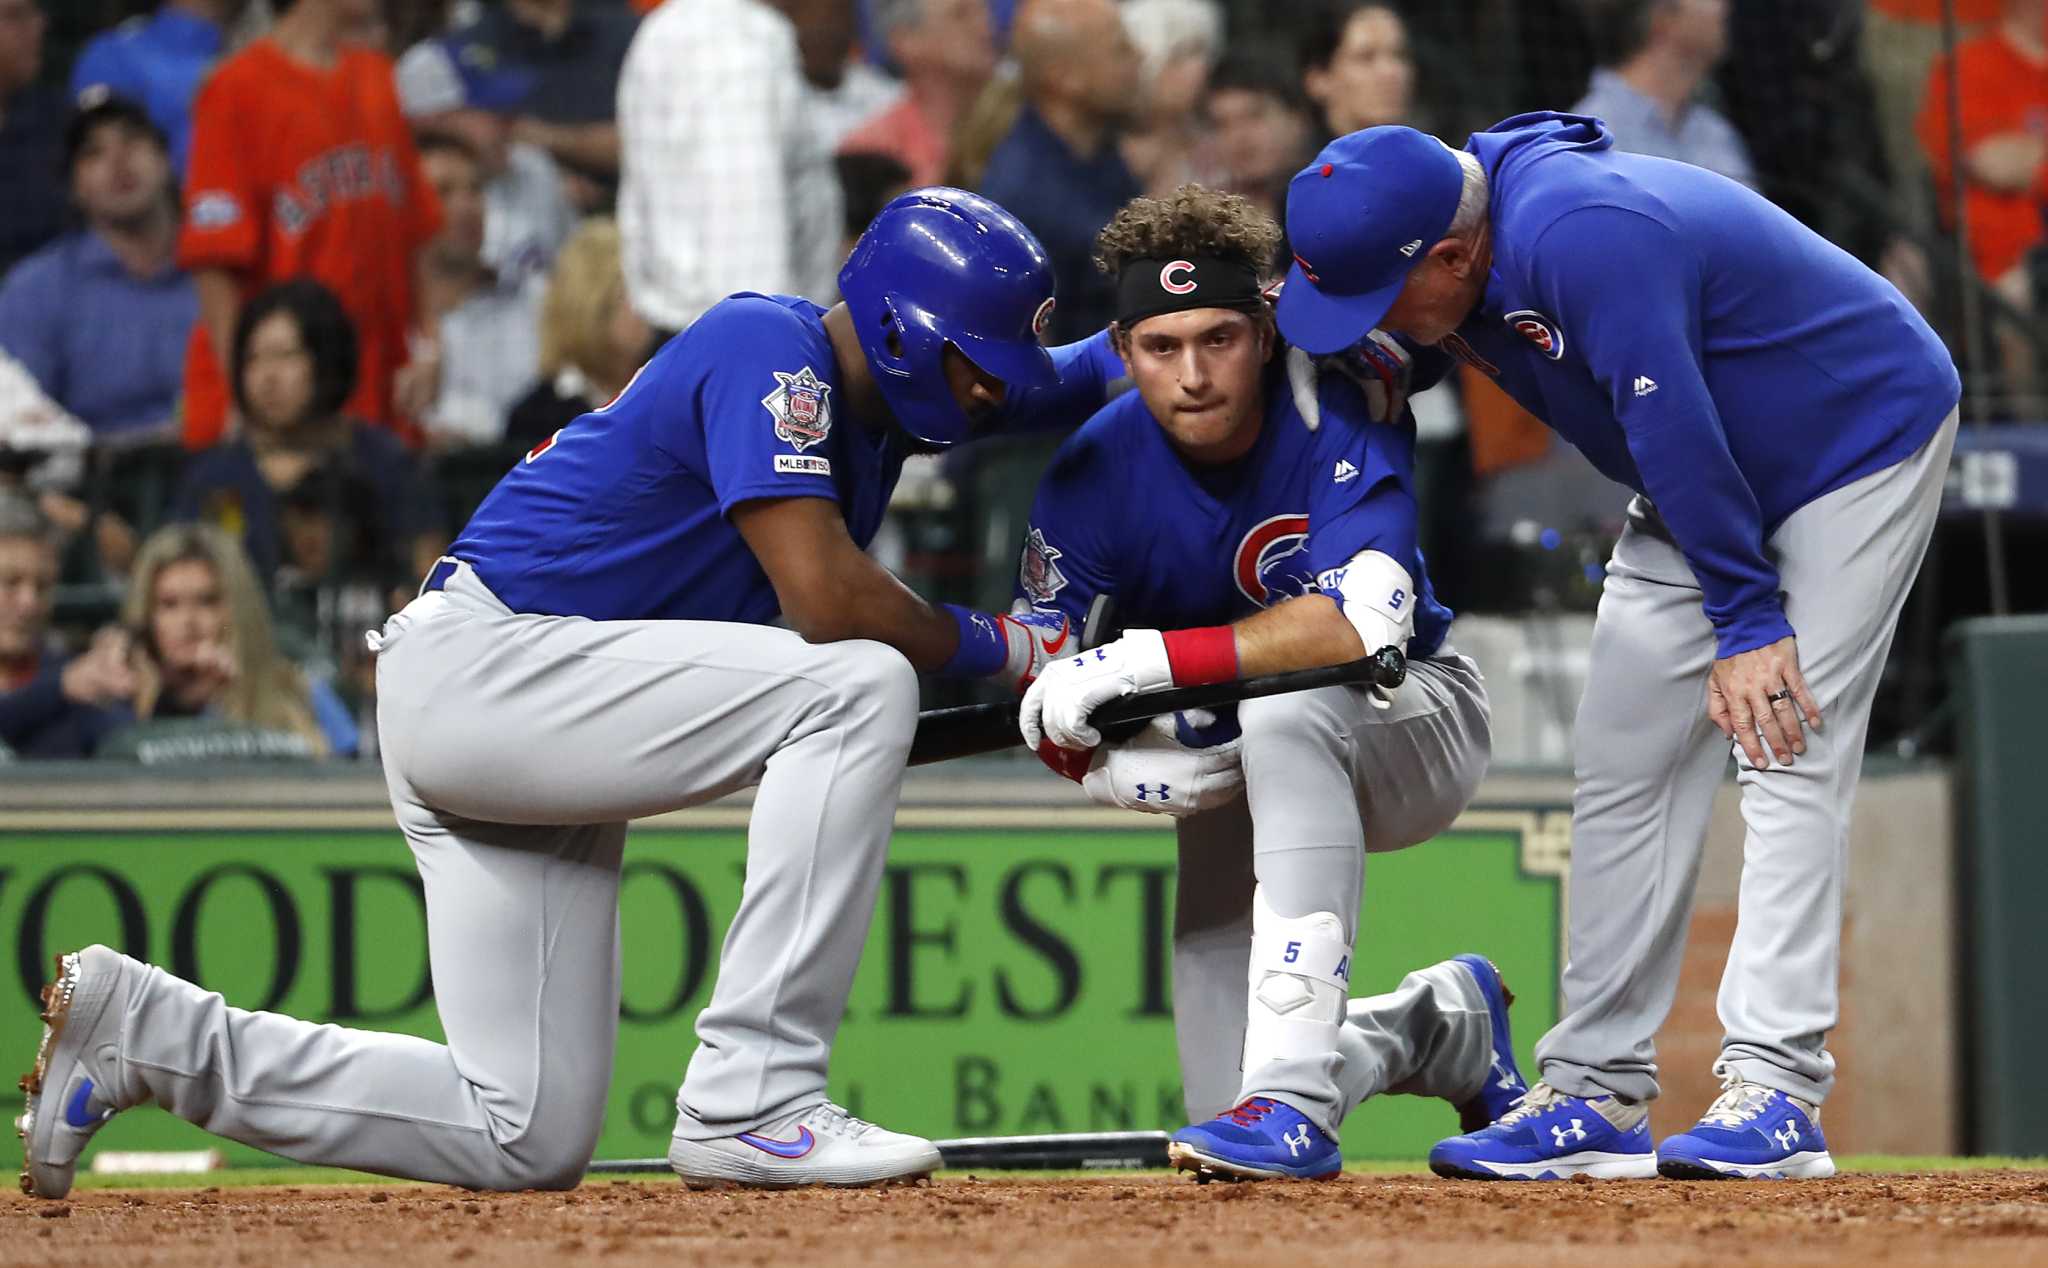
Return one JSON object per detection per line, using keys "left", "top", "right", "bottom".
{"left": 667, "top": 1101, "right": 941, "bottom": 1188}
{"left": 18, "top": 945, "right": 138, "bottom": 1198}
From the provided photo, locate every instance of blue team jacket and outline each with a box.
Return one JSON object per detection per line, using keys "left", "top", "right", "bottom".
{"left": 1447, "top": 113, "right": 1959, "bottom": 658}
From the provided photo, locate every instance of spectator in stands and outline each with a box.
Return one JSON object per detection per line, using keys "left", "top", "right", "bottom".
{"left": 452, "top": 0, "right": 635, "bottom": 184}
{"left": 410, "top": 134, "right": 542, "bottom": 449}
{"left": 835, "top": 150, "right": 914, "bottom": 260}
{"left": 397, "top": 34, "right": 575, "bottom": 292}
{"left": 68, "top": 0, "right": 242, "bottom": 174}
{"left": 121, "top": 520, "right": 356, "bottom": 757}
{"left": 1571, "top": 0, "right": 1758, "bottom": 188}
{"left": 506, "top": 217, "right": 653, "bottom": 447}
{"left": 0, "top": 96, "right": 196, "bottom": 442}
{"left": 1118, "top": 0, "right": 1224, "bottom": 198}
{"left": 618, "top": 0, "right": 841, "bottom": 333}
{"left": 1206, "top": 50, "right": 1314, "bottom": 228}
{"left": 1298, "top": 1, "right": 1415, "bottom": 143}
{"left": 840, "top": 0, "right": 996, "bottom": 188}
{"left": 0, "top": 494, "right": 129, "bottom": 758}
{"left": 1866, "top": 0, "right": 2001, "bottom": 223}
{"left": 1919, "top": 0, "right": 2048, "bottom": 399}
{"left": 945, "top": 66, "right": 1022, "bottom": 190}
{"left": 178, "top": 0, "right": 443, "bottom": 449}
{"left": 175, "top": 280, "right": 440, "bottom": 599}
{"left": 979, "top": 0, "right": 1141, "bottom": 343}
{"left": 0, "top": 0, "right": 66, "bottom": 277}
{"left": 771, "top": 0, "right": 903, "bottom": 147}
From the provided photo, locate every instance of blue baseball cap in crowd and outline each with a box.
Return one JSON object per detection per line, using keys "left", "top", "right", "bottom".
{"left": 1276, "top": 127, "right": 1468, "bottom": 354}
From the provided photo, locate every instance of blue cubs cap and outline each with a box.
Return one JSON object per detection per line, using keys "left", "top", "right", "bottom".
{"left": 1276, "top": 127, "right": 1467, "bottom": 355}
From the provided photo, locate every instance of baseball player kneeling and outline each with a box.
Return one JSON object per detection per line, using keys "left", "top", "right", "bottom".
{"left": 18, "top": 191, "right": 1124, "bottom": 1198}
{"left": 1015, "top": 186, "right": 1523, "bottom": 1182}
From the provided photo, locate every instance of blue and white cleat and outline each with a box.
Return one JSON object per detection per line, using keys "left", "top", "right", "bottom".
{"left": 18, "top": 946, "right": 137, "bottom": 1198}
{"left": 1657, "top": 1065, "right": 1835, "bottom": 1180}
{"left": 1168, "top": 1098, "right": 1342, "bottom": 1182}
{"left": 1448, "top": 954, "right": 1527, "bottom": 1133}
{"left": 1429, "top": 1082, "right": 1657, "bottom": 1180}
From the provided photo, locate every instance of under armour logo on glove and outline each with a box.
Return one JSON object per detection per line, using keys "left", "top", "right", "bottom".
{"left": 1133, "top": 783, "right": 1172, "bottom": 802}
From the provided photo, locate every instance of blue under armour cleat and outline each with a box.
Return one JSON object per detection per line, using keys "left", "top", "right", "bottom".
{"left": 1168, "top": 1098, "right": 1342, "bottom": 1182}
{"left": 1657, "top": 1066, "right": 1835, "bottom": 1180}
{"left": 1429, "top": 1082, "right": 1657, "bottom": 1180}
{"left": 1449, "top": 954, "right": 1527, "bottom": 1133}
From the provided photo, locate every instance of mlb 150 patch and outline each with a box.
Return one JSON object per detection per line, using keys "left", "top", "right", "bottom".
{"left": 763, "top": 366, "right": 834, "bottom": 452}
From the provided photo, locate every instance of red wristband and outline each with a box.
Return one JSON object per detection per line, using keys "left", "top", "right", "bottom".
{"left": 1162, "top": 625, "right": 1239, "bottom": 687}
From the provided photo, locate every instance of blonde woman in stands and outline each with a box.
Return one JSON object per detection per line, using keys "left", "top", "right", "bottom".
{"left": 120, "top": 522, "right": 357, "bottom": 757}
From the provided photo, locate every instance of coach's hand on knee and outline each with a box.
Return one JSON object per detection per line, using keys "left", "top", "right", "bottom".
{"left": 1709, "top": 635, "right": 1823, "bottom": 768}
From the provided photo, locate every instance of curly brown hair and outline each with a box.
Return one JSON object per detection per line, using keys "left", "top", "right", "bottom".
{"left": 1093, "top": 183, "right": 1285, "bottom": 279}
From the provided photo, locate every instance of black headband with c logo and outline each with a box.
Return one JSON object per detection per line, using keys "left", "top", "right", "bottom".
{"left": 1115, "top": 255, "right": 1267, "bottom": 329}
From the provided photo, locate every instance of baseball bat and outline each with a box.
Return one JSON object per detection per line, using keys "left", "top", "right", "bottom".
{"left": 907, "top": 645, "right": 1407, "bottom": 766}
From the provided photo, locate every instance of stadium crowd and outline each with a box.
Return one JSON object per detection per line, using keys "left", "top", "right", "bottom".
{"left": 0, "top": 0, "right": 2039, "bottom": 762}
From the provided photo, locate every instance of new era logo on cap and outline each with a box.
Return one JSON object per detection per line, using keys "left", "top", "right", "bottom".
{"left": 1276, "top": 127, "right": 1469, "bottom": 354}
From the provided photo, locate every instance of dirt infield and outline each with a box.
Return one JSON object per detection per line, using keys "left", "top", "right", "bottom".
{"left": 8, "top": 1172, "right": 2048, "bottom": 1267}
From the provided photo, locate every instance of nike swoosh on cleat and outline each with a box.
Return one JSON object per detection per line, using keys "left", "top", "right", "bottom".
{"left": 64, "top": 1079, "right": 109, "bottom": 1129}
{"left": 736, "top": 1126, "right": 816, "bottom": 1159}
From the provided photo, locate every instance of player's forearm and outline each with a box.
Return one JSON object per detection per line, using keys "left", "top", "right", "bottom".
{"left": 1227, "top": 595, "right": 1364, "bottom": 678}
{"left": 783, "top": 549, "right": 960, "bottom": 669}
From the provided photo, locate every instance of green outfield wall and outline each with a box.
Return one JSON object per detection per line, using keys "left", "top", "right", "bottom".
{"left": 0, "top": 819, "right": 1565, "bottom": 1168}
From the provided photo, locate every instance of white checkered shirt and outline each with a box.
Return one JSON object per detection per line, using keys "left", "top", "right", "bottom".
{"left": 617, "top": 0, "right": 845, "bottom": 332}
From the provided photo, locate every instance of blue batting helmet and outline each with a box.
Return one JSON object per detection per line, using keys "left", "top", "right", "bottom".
{"left": 838, "top": 187, "right": 1059, "bottom": 447}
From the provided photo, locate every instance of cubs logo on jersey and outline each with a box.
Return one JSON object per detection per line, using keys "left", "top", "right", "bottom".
{"left": 1505, "top": 309, "right": 1565, "bottom": 361}
{"left": 1234, "top": 513, "right": 1316, "bottom": 607}
{"left": 762, "top": 366, "right": 834, "bottom": 452}
{"left": 1019, "top": 526, "right": 1069, "bottom": 604}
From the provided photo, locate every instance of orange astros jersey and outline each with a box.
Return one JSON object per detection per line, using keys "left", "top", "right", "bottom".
{"left": 177, "top": 40, "right": 441, "bottom": 446}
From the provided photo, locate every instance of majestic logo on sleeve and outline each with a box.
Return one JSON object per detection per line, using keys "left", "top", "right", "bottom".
{"left": 1019, "top": 526, "right": 1068, "bottom": 603}
{"left": 1159, "top": 260, "right": 1197, "bottom": 294}
{"left": 762, "top": 366, "right": 834, "bottom": 452}
{"left": 1504, "top": 309, "right": 1565, "bottom": 361}
{"left": 1234, "top": 513, "right": 1314, "bottom": 607}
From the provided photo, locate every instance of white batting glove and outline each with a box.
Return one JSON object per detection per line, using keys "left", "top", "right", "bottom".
{"left": 1082, "top": 710, "right": 1245, "bottom": 817}
{"left": 1316, "top": 549, "right": 1416, "bottom": 710}
{"left": 1019, "top": 629, "right": 1174, "bottom": 751}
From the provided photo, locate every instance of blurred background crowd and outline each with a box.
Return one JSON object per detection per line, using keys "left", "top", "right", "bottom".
{"left": 0, "top": 0, "right": 2040, "bottom": 765}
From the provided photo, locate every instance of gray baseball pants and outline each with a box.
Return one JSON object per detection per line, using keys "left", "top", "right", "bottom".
{"left": 1536, "top": 410, "right": 1958, "bottom": 1107}
{"left": 98, "top": 561, "right": 918, "bottom": 1188}
{"left": 1171, "top": 652, "right": 1497, "bottom": 1137}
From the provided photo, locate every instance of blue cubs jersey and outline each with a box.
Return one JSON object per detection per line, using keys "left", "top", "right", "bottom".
{"left": 1452, "top": 113, "right": 1960, "bottom": 658}
{"left": 1015, "top": 341, "right": 1453, "bottom": 660}
{"left": 449, "top": 294, "right": 1121, "bottom": 624}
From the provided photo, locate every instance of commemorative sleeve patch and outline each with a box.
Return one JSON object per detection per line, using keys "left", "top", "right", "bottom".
{"left": 762, "top": 366, "right": 834, "bottom": 452}
{"left": 774, "top": 454, "right": 832, "bottom": 475}
{"left": 1019, "top": 526, "right": 1069, "bottom": 604}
